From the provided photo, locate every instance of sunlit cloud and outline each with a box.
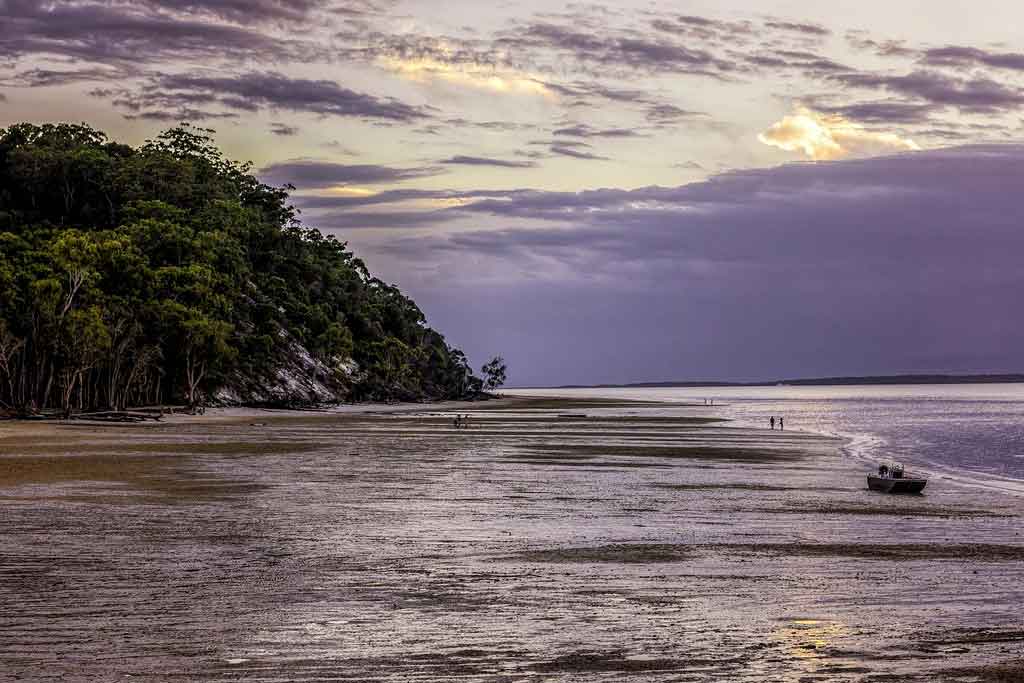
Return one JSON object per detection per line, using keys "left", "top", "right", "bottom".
{"left": 758, "top": 106, "right": 921, "bottom": 160}
{"left": 321, "top": 186, "right": 376, "bottom": 197}
{"left": 378, "top": 55, "right": 554, "bottom": 97}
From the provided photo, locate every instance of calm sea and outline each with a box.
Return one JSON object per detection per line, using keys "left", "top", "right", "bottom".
{"left": 506, "top": 384, "right": 1024, "bottom": 494}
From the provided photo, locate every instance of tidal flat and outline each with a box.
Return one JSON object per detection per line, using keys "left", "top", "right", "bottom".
{"left": 1, "top": 398, "right": 1023, "bottom": 682}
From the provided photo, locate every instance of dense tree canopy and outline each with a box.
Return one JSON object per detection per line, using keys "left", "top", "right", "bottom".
{"left": 481, "top": 356, "right": 507, "bottom": 392}
{"left": 0, "top": 123, "right": 480, "bottom": 414}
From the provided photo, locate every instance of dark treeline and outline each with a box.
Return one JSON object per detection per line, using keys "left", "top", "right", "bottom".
{"left": 0, "top": 123, "right": 481, "bottom": 415}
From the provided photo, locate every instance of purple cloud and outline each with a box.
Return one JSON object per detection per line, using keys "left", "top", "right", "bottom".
{"left": 156, "top": 72, "right": 428, "bottom": 121}
{"left": 549, "top": 145, "right": 612, "bottom": 161}
{"left": 923, "top": 46, "right": 1024, "bottom": 71}
{"left": 834, "top": 70, "right": 1024, "bottom": 112}
{"left": 498, "top": 22, "right": 735, "bottom": 76}
{"left": 142, "top": 0, "right": 324, "bottom": 23}
{"left": 360, "top": 146, "right": 1024, "bottom": 385}
{"left": 93, "top": 71, "right": 428, "bottom": 122}
{"left": 646, "top": 104, "right": 706, "bottom": 123}
{"left": 0, "top": 0, "right": 319, "bottom": 64}
{"left": 552, "top": 124, "right": 644, "bottom": 138}
{"left": 259, "top": 160, "right": 444, "bottom": 188}
{"left": 824, "top": 100, "right": 938, "bottom": 124}
{"left": 764, "top": 21, "right": 831, "bottom": 37}
{"left": 440, "top": 155, "right": 538, "bottom": 169}
{"left": 270, "top": 122, "right": 300, "bottom": 136}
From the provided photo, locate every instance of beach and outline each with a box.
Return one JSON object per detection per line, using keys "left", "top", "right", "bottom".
{"left": 2, "top": 396, "right": 1023, "bottom": 682}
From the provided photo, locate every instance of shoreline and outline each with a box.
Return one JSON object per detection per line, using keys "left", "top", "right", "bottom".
{"left": 508, "top": 386, "right": 1024, "bottom": 498}
{"left": 0, "top": 395, "right": 531, "bottom": 427}
{"left": 2, "top": 394, "right": 1024, "bottom": 680}
{"left": 7, "top": 391, "right": 1024, "bottom": 500}
{"left": 2, "top": 392, "right": 708, "bottom": 428}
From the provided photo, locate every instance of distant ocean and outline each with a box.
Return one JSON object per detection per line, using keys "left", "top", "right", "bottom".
{"left": 507, "top": 384, "right": 1024, "bottom": 495}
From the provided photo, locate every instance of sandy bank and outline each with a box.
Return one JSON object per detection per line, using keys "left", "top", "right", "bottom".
{"left": 1, "top": 394, "right": 1023, "bottom": 681}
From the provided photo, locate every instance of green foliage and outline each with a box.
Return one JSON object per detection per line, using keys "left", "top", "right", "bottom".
{"left": 481, "top": 356, "right": 508, "bottom": 392}
{"left": 0, "top": 122, "right": 476, "bottom": 412}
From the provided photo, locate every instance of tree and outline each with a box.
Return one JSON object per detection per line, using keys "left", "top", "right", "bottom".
{"left": 481, "top": 356, "right": 507, "bottom": 392}
{"left": 56, "top": 307, "right": 110, "bottom": 416}
{"left": 0, "top": 121, "right": 481, "bottom": 410}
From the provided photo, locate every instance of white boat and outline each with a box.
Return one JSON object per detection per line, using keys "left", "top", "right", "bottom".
{"left": 867, "top": 463, "right": 927, "bottom": 494}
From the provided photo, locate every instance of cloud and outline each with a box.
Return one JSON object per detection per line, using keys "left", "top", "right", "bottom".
{"left": 824, "top": 100, "right": 937, "bottom": 124}
{"left": 552, "top": 124, "right": 643, "bottom": 138}
{"left": 270, "top": 122, "right": 300, "bottom": 136}
{"left": 100, "top": 71, "right": 428, "bottom": 122}
{"left": 922, "top": 46, "right": 1024, "bottom": 72}
{"left": 2, "top": 67, "right": 128, "bottom": 87}
{"left": 124, "top": 108, "right": 239, "bottom": 121}
{"left": 845, "top": 32, "right": 916, "bottom": 58}
{"left": 646, "top": 104, "right": 705, "bottom": 123}
{"left": 380, "top": 54, "right": 553, "bottom": 97}
{"left": 499, "top": 22, "right": 735, "bottom": 77}
{"left": 542, "top": 80, "right": 653, "bottom": 105}
{"left": 764, "top": 21, "right": 830, "bottom": 36}
{"left": 259, "top": 160, "right": 443, "bottom": 188}
{"left": 346, "top": 32, "right": 555, "bottom": 97}
{"left": 649, "top": 14, "right": 755, "bottom": 44}
{"left": 760, "top": 50, "right": 850, "bottom": 75}
{"left": 549, "top": 145, "right": 611, "bottom": 161}
{"left": 833, "top": 70, "right": 1024, "bottom": 113}
{"left": 161, "top": 72, "right": 427, "bottom": 120}
{"left": 291, "top": 188, "right": 522, "bottom": 210}
{"left": 442, "top": 118, "right": 531, "bottom": 132}
{"left": 310, "top": 210, "right": 450, "bottom": 229}
{"left": 140, "top": 0, "right": 325, "bottom": 24}
{"left": 0, "top": 0, "right": 320, "bottom": 64}
{"left": 758, "top": 106, "right": 920, "bottom": 160}
{"left": 371, "top": 146, "right": 1024, "bottom": 384}
{"left": 440, "top": 155, "right": 538, "bottom": 168}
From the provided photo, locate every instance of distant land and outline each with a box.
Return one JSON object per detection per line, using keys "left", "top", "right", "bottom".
{"left": 544, "top": 374, "right": 1024, "bottom": 390}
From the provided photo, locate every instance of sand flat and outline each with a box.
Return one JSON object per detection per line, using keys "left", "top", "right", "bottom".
{"left": 1, "top": 396, "right": 1022, "bottom": 681}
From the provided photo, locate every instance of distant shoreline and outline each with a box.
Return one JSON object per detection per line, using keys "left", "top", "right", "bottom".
{"left": 517, "top": 373, "right": 1024, "bottom": 390}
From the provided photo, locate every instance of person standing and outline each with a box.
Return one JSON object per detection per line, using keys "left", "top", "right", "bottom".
{"left": 779, "top": 417, "right": 784, "bottom": 431}
{"left": 769, "top": 416, "right": 775, "bottom": 430}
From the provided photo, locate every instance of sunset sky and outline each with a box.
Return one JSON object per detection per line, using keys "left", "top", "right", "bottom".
{"left": 4, "top": 0, "right": 1024, "bottom": 385}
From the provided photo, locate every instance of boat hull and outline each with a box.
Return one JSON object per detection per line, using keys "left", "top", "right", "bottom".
{"left": 867, "top": 475, "right": 927, "bottom": 494}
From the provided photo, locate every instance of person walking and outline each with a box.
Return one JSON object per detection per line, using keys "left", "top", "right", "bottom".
{"left": 779, "top": 417, "right": 784, "bottom": 431}
{"left": 769, "top": 416, "right": 775, "bottom": 430}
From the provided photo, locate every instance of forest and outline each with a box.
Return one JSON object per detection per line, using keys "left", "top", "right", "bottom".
{"left": 0, "top": 123, "right": 483, "bottom": 415}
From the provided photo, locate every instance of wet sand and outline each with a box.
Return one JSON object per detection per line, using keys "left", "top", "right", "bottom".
{"left": 1, "top": 396, "right": 1023, "bottom": 681}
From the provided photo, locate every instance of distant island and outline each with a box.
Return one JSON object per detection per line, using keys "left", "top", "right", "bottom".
{"left": 550, "top": 374, "right": 1024, "bottom": 389}
{"left": 0, "top": 123, "right": 483, "bottom": 416}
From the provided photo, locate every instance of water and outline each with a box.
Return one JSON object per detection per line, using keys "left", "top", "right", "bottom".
{"left": 4, "top": 402, "right": 1024, "bottom": 680}
{"left": 507, "top": 384, "right": 1024, "bottom": 492}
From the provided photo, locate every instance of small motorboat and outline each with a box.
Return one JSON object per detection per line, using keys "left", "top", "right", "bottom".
{"left": 867, "top": 463, "right": 927, "bottom": 494}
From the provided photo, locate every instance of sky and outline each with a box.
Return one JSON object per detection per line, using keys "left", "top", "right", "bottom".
{"left": 3, "top": 0, "right": 1024, "bottom": 386}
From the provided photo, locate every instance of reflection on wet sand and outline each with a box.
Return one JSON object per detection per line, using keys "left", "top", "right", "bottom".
{"left": 1, "top": 397, "right": 1023, "bottom": 681}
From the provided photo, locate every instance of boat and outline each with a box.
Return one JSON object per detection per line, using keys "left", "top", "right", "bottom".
{"left": 867, "top": 463, "right": 927, "bottom": 494}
